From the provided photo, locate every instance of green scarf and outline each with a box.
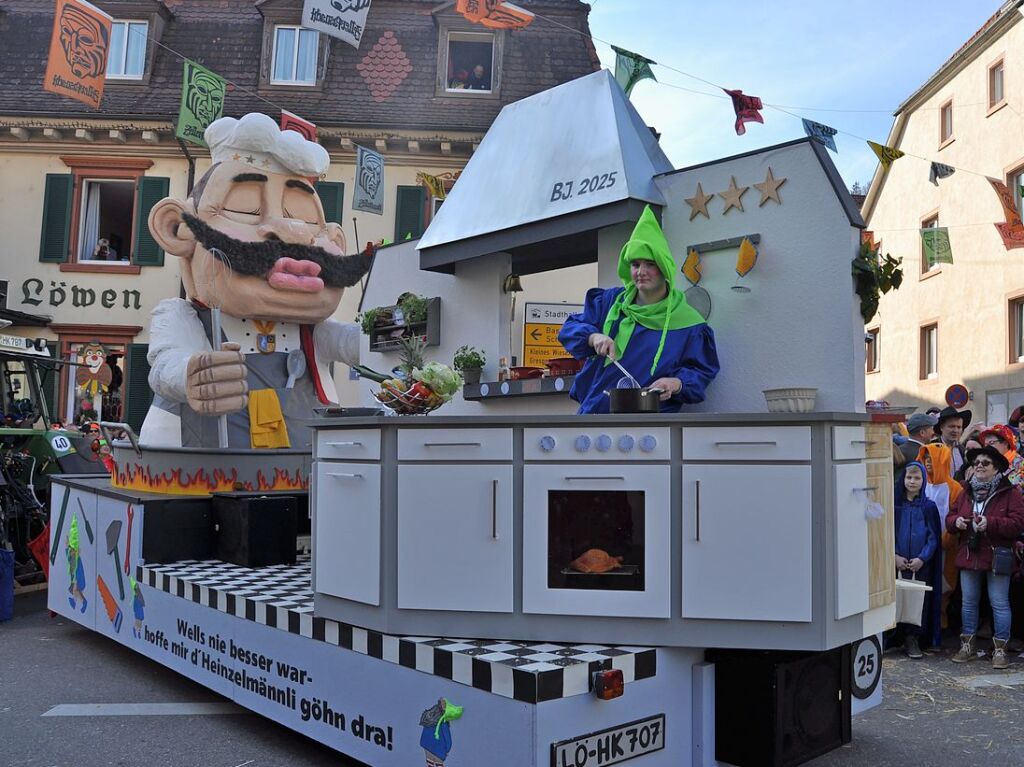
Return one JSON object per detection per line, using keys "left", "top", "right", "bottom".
{"left": 602, "top": 205, "right": 705, "bottom": 375}
{"left": 434, "top": 700, "right": 464, "bottom": 739}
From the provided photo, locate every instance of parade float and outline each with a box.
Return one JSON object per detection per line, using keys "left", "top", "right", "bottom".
{"left": 48, "top": 71, "right": 895, "bottom": 767}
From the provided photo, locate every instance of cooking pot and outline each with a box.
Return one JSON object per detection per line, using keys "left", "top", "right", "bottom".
{"left": 605, "top": 387, "right": 663, "bottom": 414}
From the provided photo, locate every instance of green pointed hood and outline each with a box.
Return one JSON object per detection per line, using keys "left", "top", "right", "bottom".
{"left": 617, "top": 204, "right": 676, "bottom": 288}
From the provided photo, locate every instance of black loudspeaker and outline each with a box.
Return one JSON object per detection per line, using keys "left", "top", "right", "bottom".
{"left": 141, "top": 498, "right": 214, "bottom": 563}
{"left": 708, "top": 647, "right": 851, "bottom": 767}
{"left": 211, "top": 492, "right": 297, "bottom": 568}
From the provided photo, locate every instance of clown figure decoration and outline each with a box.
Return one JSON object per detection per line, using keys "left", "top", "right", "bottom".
{"left": 140, "top": 113, "right": 372, "bottom": 449}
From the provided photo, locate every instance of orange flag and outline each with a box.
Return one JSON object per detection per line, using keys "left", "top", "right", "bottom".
{"left": 43, "top": 0, "right": 113, "bottom": 109}
{"left": 456, "top": 0, "right": 534, "bottom": 29}
{"left": 988, "top": 177, "right": 1024, "bottom": 249}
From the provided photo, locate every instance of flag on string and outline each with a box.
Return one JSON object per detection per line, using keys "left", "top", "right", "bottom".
{"left": 43, "top": 0, "right": 112, "bottom": 109}
{"left": 929, "top": 162, "right": 955, "bottom": 186}
{"left": 302, "top": 0, "right": 372, "bottom": 49}
{"left": 612, "top": 45, "right": 657, "bottom": 98}
{"left": 861, "top": 230, "right": 882, "bottom": 253}
{"left": 176, "top": 60, "right": 226, "bottom": 147}
{"left": 802, "top": 119, "right": 837, "bottom": 152}
{"left": 723, "top": 89, "right": 764, "bottom": 136}
{"left": 416, "top": 172, "right": 447, "bottom": 200}
{"left": 280, "top": 110, "right": 317, "bottom": 142}
{"left": 920, "top": 227, "right": 953, "bottom": 267}
{"left": 867, "top": 141, "right": 904, "bottom": 170}
{"left": 353, "top": 145, "right": 384, "bottom": 215}
{"left": 987, "top": 177, "right": 1024, "bottom": 249}
{"left": 456, "top": 0, "right": 534, "bottom": 29}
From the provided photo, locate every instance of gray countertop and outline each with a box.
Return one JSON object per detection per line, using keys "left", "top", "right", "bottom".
{"left": 308, "top": 411, "right": 872, "bottom": 428}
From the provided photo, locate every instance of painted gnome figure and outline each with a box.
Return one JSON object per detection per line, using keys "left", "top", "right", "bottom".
{"left": 140, "top": 113, "right": 371, "bottom": 449}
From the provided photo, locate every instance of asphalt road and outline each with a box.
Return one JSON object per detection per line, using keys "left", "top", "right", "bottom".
{"left": 4, "top": 590, "right": 1024, "bottom": 767}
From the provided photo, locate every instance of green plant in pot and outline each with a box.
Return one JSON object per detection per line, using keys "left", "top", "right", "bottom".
{"left": 357, "top": 306, "right": 393, "bottom": 335}
{"left": 397, "top": 293, "right": 430, "bottom": 324}
{"left": 453, "top": 345, "right": 486, "bottom": 384}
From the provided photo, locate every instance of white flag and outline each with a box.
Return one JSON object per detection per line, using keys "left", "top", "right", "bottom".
{"left": 353, "top": 144, "right": 384, "bottom": 215}
{"left": 302, "top": 0, "right": 372, "bottom": 49}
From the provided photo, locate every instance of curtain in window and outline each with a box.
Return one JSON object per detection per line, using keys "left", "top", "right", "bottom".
{"left": 125, "top": 23, "right": 147, "bottom": 76}
{"left": 274, "top": 28, "right": 296, "bottom": 81}
{"left": 81, "top": 182, "right": 101, "bottom": 260}
{"left": 296, "top": 30, "right": 317, "bottom": 82}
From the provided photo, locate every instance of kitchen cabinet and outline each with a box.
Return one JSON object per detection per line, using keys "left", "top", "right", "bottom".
{"left": 314, "top": 462, "right": 382, "bottom": 606}
{"left": 681, "top": 464, "right": 812, "bottom": 622}
{"left": 834, "top": 463, "right": 870, "bottom": 619}
{"left": 397, "top": 464, "right": 514, "bottom": 612}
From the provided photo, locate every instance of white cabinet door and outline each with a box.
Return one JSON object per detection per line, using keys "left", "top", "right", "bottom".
{"left": 397, "top": 465, "right": 513, "bottom": 612}
{"left": 834, "top": 463, "right": 870, "bottom": 619}
{"left": 681, "top": 464, "right": 812, "bottom": 621}
{"left": 314, "top": 462, "right": 381, "bottom": 606}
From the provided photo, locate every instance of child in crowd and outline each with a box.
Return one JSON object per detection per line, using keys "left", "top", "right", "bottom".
{"left": 918, "top": 442, "right": 962, "bottom": 631}
{"left": 894, "top": 462, "right": 940, "bottom": 657}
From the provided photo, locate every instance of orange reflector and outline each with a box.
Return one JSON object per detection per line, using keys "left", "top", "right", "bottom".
{"left": 593, "top": 669, "right": 624, "bottom": 700}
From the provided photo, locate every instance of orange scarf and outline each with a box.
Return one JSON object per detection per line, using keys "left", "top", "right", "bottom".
{"left": 917, "top": 443, "right": 962, "bottom": 504}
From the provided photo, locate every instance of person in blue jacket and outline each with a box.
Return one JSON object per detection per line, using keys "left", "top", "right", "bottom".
{"left": 894, "top": 461, "right": 940, "bottom": 658}
{"left": 558, "top": 206, "right": 719, "bottom": 414}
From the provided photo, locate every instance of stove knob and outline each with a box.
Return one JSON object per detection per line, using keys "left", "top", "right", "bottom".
{"left": 618, "top": 435, "right": 635, "bottom": 452}
{"left": 639, "top": 434, "right": 658, "bottom": 453}
{"left": 574, "top": 435, "right": 592, "bottom": 453}
{"left": 539, "top": 435, "right": 557, "bottom": 453}
{"left": 595, "top": 434, "right": 612, "bottom": 452}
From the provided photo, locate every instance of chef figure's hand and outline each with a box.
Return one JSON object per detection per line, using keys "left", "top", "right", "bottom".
{"left": 649, "top": 377, "right": 683, "bottom": 401}
{"left": 186, "top": 342, "right": 249, "bottom": 415}
{"left": 588, "top": 333, "right": 616, "bottom": 359}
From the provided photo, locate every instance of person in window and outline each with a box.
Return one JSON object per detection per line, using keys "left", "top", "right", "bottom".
{"left": 92, "top": 238, "right": 112, "bottom": 260}
{"left": 559, "top": 205, "right": 719, "bottom": 414}
{"left": 465, "top": 64, "right": 490, "bottom": 90}
{"left": 448, "top": 69, "right": 468, "bottom": 89}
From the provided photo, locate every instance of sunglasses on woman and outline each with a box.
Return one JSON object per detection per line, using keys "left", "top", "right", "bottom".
{"left": 973, "top": 459, "right": 994, "bottom": 468}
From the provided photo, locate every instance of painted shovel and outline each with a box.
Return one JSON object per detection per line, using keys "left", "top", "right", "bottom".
{"left": 49, "top": 487, "right": 71, "bottom": 565}
{"left": 105, "top": 520, "right": 125, "bottom": 600}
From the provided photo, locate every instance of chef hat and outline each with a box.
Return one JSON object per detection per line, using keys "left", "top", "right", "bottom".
{"left": 205, "top": 113, "right": 329, "bottom": 177}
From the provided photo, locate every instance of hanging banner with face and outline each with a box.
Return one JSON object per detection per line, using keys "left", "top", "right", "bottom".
{"left": 280, "top": 110, "right": 318, "bottom": 142}
{"left": 353, "top": 144, "right": 384, "bottom": 215}
{"left": 43, "top": 0, "right": 113, "bottom": 109}
{"left": 920, "top": 226, "right": 953, "bottom": 267}
{"left": 302, "top": 0, "right": 372, "bottom": 49}
{"left": 176, "top": 59, "right": 227, "bottom": 147}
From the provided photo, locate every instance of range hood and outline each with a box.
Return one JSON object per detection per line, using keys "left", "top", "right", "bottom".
{"left": 418, "top": 69, "right": 673, "bottom": 274}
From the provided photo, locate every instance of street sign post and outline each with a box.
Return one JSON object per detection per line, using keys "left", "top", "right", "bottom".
{"left": 522, "top": 302, "right": 582, "bottom": 368}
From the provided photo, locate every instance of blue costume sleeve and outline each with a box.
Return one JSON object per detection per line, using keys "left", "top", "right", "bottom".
{"left": 665, "top": 324, "right": 720, "bottom": 405}
{"left": 558, "top": 288, "right": 616, "bottom": 359}
{"left": 918, "top": 500, "right": 939, "bottom": 563}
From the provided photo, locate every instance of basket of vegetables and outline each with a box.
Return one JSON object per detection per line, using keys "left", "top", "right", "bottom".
{"left": 373, "top": 337, "right": 463, "bottom": 415}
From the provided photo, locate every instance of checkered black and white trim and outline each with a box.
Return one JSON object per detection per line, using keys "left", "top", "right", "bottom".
{"left": 139, "top": 558, "right": 656, "bottom": 704}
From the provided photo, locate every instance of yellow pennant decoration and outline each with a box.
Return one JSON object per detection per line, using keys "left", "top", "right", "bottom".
{"left": 735, "top": 237, "right": 758, "bottom": 277}
{"left": 682, "top": 248, "right": 702, "bottom": 285}
{"left": 867, "top": 141, "right": 905, "bottom": 170}
{"left": 416, "top": 172, "right": 447, "bottom": 200}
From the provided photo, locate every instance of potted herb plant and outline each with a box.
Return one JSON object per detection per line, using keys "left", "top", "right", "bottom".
{"left": 397, "top": 293, "right": 430, "bottom": 325}
{"left": 453, "top": 345, "right": 486, "bottom": 385}
{"left": 357, "top": 307, "right": 388, "bottom": 335}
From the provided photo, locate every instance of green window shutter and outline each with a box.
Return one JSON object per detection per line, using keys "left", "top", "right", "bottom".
{"left": 133, "top": 176, "right": 170, "bottom": 266}
{"left": 394, "top": 185, "right": 426, "bottom": 241}
{"left": 38, "top": 173, "right": 73, "bottom": 263}
{"left": 124, "top": 343, "right": 152, "bottom": 434}
{"left": 41, "top": 342, "right": 59, "bottom": 424}
{"left": 315, "top": 181, "right": 345, "bottom": 225}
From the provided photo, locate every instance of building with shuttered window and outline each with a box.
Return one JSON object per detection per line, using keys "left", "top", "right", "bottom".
{"left": 0, "top": 0, "right": 599, "bottom": 431}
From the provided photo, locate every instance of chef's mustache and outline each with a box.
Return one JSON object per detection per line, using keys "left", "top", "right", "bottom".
{"left": 181, "top": 212, "right": 371, "bottom": 289}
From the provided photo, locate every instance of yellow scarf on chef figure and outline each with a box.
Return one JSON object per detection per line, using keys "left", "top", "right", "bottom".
{"left": 248, "top": 389, "right": 291, "bottom": 449}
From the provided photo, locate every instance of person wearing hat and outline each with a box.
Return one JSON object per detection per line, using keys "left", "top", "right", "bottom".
{"left": 980, "top": 424, "right": 1024, "bottom": 493}
{"left": 901, "top": 412, "right": 938, "bottom": 465}
{"left": 933, "top": 406, "right": 971, "bottom": 478}
{"left": 559, "top": 205, "right": 720, "bottom": 414}
{"left": 946, "top": 444, "right": 1024, "bottom": 669}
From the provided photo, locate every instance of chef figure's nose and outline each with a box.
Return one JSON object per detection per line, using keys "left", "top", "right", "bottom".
{"left": 257, "top": 218, "right": 315, "bottom": 245}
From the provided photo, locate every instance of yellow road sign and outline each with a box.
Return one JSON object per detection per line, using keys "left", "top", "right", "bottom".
{"left": 521, "top": 302, "right": 582, "bottom": 368}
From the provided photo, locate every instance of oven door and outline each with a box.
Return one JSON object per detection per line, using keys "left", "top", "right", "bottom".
{"left": 523, "top": 464, "right": 671, "bottom": 618}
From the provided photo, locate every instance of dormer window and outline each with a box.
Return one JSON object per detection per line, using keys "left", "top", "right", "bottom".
{"left": 107, "top": 20, "right": 149, "bottom": 79}
{"left": 271, "top": 25, "right": 319, "bottom": 86}
{"left": 446, "top": 31, "right": 494, "bottom": 93}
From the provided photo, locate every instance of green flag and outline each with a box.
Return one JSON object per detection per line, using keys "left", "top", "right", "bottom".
{"left": 921, "top": 227, "right": 953, "bottom": 267}
{"left": 611, "top": 45, "right": 656, "bottom": 98}
{"left": 176, "top": 59, "right": 226, "bottom": 147}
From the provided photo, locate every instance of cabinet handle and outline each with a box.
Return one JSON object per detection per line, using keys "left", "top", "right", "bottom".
{"left": 695, "top": 479, "right": 701, "bottom": 542}
{"left": 563, "top": 476, "right": 626, "bottom": 481}
{"left": 714, "top": 440, "right": 777, "bottom": 447}
{"left": 491, "top": 479, "right": 498, "bottom": 539}
{"left": 849, "top": 440, "right": 873, "bottom": 445}
{"left": 852, "top": 486, "right": 874, "bottom": 493}
{"left": 326, "top": 441, "right": 363, "bottom": 447}
{"left": 327, "top": 472, "right": 364, "bottom": 479}
{"left": 422, "top": 441, "right": 482, "bottom": 448}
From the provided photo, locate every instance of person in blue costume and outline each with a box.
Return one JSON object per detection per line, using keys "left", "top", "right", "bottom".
{"left": 559, "top": 206, "right": 719, "bottom": 414}
{"left": 893, "top": 461, "right": 942, "bottom": 657}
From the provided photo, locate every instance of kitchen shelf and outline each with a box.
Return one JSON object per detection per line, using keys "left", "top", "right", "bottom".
{"left": 463, "top": 375, "right": 575, "bottom": 400}
{"left": 367, "top": 296, "right": 441, "bottom": 353}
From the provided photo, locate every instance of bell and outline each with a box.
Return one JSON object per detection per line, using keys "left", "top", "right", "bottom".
{"left": 502, "top": 273, "right": 523, "bottom": 293}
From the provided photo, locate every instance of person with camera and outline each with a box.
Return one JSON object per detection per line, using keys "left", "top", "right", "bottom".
{"left": 947, "top": 444, "right": 1024, "bottom": 668}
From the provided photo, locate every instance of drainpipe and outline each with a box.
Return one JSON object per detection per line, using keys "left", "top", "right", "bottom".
{"left": 176, "top": 137, "right": 196, "bottom": 195}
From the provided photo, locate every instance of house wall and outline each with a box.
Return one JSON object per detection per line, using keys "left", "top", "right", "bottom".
{"left": 865, "top": 17, "right": 1024, "bottom": 422}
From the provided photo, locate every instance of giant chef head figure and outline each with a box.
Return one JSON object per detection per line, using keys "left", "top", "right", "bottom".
{"left": 140, "top": 113, "right": 371, "bottom": 450}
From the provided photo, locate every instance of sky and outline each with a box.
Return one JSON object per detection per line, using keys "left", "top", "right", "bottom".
{"left": 575, "top": 0, "right": 1006, "bottom": 189}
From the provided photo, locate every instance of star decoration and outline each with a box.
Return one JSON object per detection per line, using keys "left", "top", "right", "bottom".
{"left": 260, "top": 158, "right": 271, "bottom": 168}
{"left": 753, "top": 167, "right": 787, "bottom": 207}
{"left": 231, "top": 153, "right": 241, "bottom": 161}
{"left": 718, "top": 176, "right": 748, "bottom": 214}
{"left": 244, "top": 155, "right": 255, "bottom": 164}
{"left": 684, "top": 183, "right": 713, "bottom": 221}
